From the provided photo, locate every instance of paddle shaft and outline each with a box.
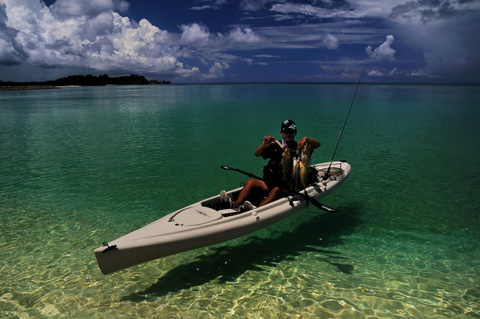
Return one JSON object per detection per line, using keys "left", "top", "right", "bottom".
{"left": 221, "top": 166, "right": 336, "bottom": 213}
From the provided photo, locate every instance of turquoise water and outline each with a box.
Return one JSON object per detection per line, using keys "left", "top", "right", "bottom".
{"left": 1, "top": 84, "right": 479, "bottom": 318}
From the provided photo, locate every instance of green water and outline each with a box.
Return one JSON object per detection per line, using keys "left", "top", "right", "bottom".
{"left": 1, "top": 84, "right": 479, "bottom": 318}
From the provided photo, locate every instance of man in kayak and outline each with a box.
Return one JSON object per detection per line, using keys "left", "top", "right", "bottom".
{"left": 221, "top": 119, "right": 320, "bottom": 211}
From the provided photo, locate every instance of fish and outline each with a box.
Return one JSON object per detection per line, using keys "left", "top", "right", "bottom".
{"left": 292, "top": 158, "right": 303, "bottom": 191}
{"left": 281, "top": 148, "right": 292, "bottom": 184}
{"left": 292, "top": 143, "right": 313, "bottom": 191}
{"left": 299, "top": 161, "right": 308, "bottom": 189}
{"left": 299, "top": 144, "right": 312, "bottom": 188}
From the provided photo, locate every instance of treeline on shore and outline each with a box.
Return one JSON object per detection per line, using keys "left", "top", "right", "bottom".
{"left": 0, "top": 74, "right": 170, "bottom": 89}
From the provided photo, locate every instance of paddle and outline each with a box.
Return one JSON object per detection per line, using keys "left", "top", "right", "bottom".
{"left": 220, "top": 165, "right": 337, "bottom": 213}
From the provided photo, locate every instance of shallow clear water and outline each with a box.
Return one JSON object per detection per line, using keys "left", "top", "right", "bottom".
{"left": 1, "top": 84, "right": 479, "bottom": 318}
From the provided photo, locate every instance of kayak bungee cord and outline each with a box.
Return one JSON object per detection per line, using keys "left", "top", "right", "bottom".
{"left": 324, "top": 70, "right": 363, "bottom": 180}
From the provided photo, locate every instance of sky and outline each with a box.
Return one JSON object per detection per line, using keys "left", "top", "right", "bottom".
{"left": 1, "top": 0, "right": 480, "bottom": 83}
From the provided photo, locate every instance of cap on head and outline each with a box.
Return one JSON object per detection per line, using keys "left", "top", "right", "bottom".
{"left": 281, "top": 119, "right": 297, "bottom": 134}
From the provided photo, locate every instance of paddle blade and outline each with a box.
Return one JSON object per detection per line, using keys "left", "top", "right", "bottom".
{"left": 308, "top": 197, "right": 337, "bottom": 213}
{"left": 319, "top": 203, "right": 337, "bottom": 213}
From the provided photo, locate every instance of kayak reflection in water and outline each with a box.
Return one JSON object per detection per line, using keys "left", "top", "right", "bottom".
{"left": 220, "top": 119, "right": 321, "bottom": 211}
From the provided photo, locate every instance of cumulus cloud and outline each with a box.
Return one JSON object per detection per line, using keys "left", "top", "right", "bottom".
{"left": 2, "top": 0, "right": 158, "bottom": 72}
{"left": 51, "top": 0, "right": 129, "bottom": 18}
{"left": 366, "top": 35, "right": 396, "bottom": 62}
{"left": 0, "top": 2, "right": 22, "bottom": 65}
{"left": 228, "top": 27, "right": 262, "bottom": 43}
{"left": 180, "top": 23, "right": 210, "bottom": 45}
{"left": 0, "top": 36, "right": 22, "bottom": 65}
{"left": 0, "top": 0, "right": 267, "bottom": 81}
{"left": 322, "top": 33, "right": 338, "bottom": 50}
{"left": 203, "top": 61, "right": 230, "bottom": 79}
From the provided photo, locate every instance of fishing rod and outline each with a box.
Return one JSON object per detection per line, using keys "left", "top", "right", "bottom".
{"left": 324, "top": 70, "right": 363, "bottom": 180}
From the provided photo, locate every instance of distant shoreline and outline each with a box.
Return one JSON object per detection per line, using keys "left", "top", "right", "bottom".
{"left": 0, "top": 84, "right": 159, "bottom": 91}
{"left": 0, "top": 74, "right": 170, "bottom": 91}
{"left": 0, "top": 85, "right": 58, "bottom": 91}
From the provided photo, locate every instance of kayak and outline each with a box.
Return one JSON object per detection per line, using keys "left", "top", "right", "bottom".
{"left": 94, "top": 161, "right": 351, "bottom": 275}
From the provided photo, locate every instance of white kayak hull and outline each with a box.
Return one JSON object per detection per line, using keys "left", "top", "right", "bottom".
{"left": 94, "top": 161, "right": 351, "bottom": 275}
